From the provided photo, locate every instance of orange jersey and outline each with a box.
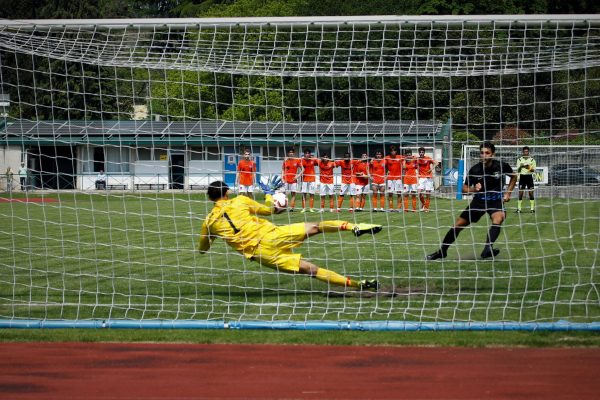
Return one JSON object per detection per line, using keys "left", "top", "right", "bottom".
{"left": 417, "top": 156, "right": 435, "bottom": 178}
{"left": 301, "top": 158, "right": 318, "bottom": 182}
{"left": 237, "top": 159, "right": 256, "bottom": 186}
{"left": 369, "top": 159, "right": 386, "bottom": 184}
{"left": 282, "top": 158, "right": 302, "bottom": 184}
{"left": 385, "top": 155, "right": 403, "bottom": 180}
{"left": 318, "top": 160, "right": 335, "bottom": 184}
{"left": 336, "top": 159, "right": 355, "bottom": 185}
{"left": 353, "top": 161, "right": 369, "bottom": 186}
{"left": 403, "top": 157, "right": 418, "bottom": 185}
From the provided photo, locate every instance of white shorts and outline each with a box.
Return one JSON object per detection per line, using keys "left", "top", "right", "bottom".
{"left": 418, "top": 177, "right": 435, "bottom": 192}
{"left": 283, "top": 183, "right": 298, "bottom": 193}
{"left": 339, "top": 183, "right": 354, "bottom": 196}
{"left": 301, "top": 181, "right": 317, "bottom": 194}
{"left": 403, "top": 183, "right": 418, "bottom": 193}
{"left": 371, "top": 183, "right": 386, "bottom": 192}
{"left": 387, "top": 179, "right": 403, "bottom": 194}
{"left": 238, "top": 184, "right": 254, "bottom": 193}
{"left": 354, "top": 184, "right": 369, "bottom": 195}
{"left": 320, "top": 183, "right": 335, "bottom": 196}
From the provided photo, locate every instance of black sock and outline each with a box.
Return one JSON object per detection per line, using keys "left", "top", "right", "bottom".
{"left": 441, "top": 227, "right": 462, "bottom": 253}
{"left": 486, "top": 224, "right": 502, "bottom": 246}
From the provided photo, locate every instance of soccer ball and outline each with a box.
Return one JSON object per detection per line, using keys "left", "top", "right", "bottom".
{"left": 272, "top": 192, "right": 288, "bottom": 213}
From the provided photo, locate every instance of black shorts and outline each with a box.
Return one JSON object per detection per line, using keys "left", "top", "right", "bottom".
{"left": 518, "top": 175, "right": 534, "bottom": 190}
{"left": 459, "top": 198, "right": 504, "bottom": 224}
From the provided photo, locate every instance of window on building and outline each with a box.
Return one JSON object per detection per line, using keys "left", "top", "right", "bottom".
{"left": 82, "top": 146, "right": 130, "bottom": 173}
{"left": 205, "top": 146, "right": 220, "bottom": 160}
{"left": 189, "top": 146, "right": 221, "bottom": 160}
{"left": 261, "top": 146, "right": 284, "bottom": 160}
{"left": 190, "top": 146, "right": 203, "bottom": 160}
{"left": 136, "top": 147, "right": 167, "bottom": 161}
{"left": 334, "top": 145, "right": 351, "bottom": 160}
{"left": 105, "top": 146, "right": 130, "bottom": 173}
{"left": 137, "top": 147, "right": 152, "bottom": 160}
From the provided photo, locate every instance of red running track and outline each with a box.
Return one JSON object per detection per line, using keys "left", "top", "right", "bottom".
{"left": 1, "top": 343, "right": 599, "bottom": 399}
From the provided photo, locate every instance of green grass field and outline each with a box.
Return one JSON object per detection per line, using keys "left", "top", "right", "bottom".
{"left": 1, "top": 192, "right": 599, "bottom": 328}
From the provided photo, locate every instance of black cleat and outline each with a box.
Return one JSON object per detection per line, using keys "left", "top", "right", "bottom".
{"left": 481, "top": 247, "right": 500, "bottom": 259}
{"left": 352, "top": 223, "right": 383, "bottom": 237}
{"left": 516, "top": 209, "right": 522, "bottom": 213}
{"left": 359, "top": 279, "right": 380, "bottom": 291}
{"left": 426, "top": 249, "right": 447, "bottom": 260}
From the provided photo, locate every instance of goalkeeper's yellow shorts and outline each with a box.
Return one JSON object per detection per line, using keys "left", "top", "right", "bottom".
{"left": 251, "top": 223, "right": 307, "bottom": 273}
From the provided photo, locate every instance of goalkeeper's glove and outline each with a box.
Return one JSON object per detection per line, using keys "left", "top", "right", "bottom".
{"left": 259, "top": 175, "right": 283, "bottom": 195}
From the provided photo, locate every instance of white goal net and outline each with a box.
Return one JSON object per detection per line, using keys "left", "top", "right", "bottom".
{"left": 0, "top": 16, "right": 599, "bottom": 330}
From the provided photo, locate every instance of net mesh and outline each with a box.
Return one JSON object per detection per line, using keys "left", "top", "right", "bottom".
{"left": 0, "top": 16, "right": 599, "bottom": 328}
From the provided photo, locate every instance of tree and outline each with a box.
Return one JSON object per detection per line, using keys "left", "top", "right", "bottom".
{"left": 451, "top": 131, "right": 479, "bottom": 166}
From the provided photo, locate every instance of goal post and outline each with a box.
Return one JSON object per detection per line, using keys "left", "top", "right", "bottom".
{"left": 1, "top": 16, "right": 599, "bottom": 330}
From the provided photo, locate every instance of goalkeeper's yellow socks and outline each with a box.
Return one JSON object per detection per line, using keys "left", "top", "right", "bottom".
{"left": 530, "top": 200, "right": 535, "bottom": 211}
{"left": 318, "top": 220, "right": 353, "bottom": 232}
{"left": 517, "top": 200, "right": 522, "bottom": 210}
{"left": 315, "top": 267, "right": 353, "bottom": 287}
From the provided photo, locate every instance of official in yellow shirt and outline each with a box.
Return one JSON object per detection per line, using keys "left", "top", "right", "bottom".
{"left": 516, "top": 146, "right": 536, "bottom": 213}
{"left": 198, "top": 180, "right": 382, "bottom": 290}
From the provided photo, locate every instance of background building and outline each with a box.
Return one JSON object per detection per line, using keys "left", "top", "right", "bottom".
{"left": 1, "top": 119, "right": 450, "bottom": 190}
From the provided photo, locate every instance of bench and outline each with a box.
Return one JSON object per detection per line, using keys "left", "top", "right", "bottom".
{"left": 106, "top": 184, "right": 127, "bottom": 190}
{"left": 134, "top": 183, "right": 166, "bottom": 191}
{"left": 188, "top": 184, "right": 205, "bottom": 190}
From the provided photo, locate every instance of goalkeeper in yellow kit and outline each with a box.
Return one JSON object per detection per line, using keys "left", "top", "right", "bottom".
{"left": 198, "top": 178, "right": 382, "bottom": 290}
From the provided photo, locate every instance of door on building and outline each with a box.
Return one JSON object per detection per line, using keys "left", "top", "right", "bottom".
{"left": 169, "top": 153, "right": 185, "bottom": 189}
{"left": 28, "top": 146, "right": 76, "bottom": 189}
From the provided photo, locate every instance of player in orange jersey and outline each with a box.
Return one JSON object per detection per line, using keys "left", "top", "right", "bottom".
{"left": 417, "top": 147, "right": 438, "bottom": 212}
{"left": 300, "top": 149, "right": 319, "bottom": 212}
{"left": 385, "top": 146, "right": 404, "bottom": 212}
{"left": 370, "top": 150, "right": 386, "bottom": 212}
{"left": 317, "top": 154, "right": 337, "bottom": 212}
{"left": 335, "top": 152, "right": 355, "bottom": 211}
{"left": 403, "top": 149, "right": 419, "bottom": 212}
{"left": 353, "top": 153, "right": 370, "bottom": 212}
{"left": 281, "top": 148, "right": 303, "bottom": 211}
{"left": 236, "top": 149, "right": 257, "bottom": 198}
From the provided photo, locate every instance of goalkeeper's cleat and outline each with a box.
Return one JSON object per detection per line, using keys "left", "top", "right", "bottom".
{"left": 358, "top": 279, "right": 380, "bottom": 291}
{"left": 426, "top": 249, "right": 447, "bottom": 260}
{"left": 480, "top": 246, "right": 500, "bottom": 260}
{"left": 352, "top": 223, "right": 383, "bottom": 237}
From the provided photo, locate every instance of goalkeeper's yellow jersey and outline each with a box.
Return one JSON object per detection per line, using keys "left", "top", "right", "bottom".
{"left": 517, "top": 156, "right": 536, "bottom": 175}
{"left": 198, "top": 194, "right": 275, "bottom": 258}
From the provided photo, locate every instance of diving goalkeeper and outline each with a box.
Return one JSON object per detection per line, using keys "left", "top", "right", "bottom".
{"left": 198, "top": 178, "right": 382, "bottom": 290}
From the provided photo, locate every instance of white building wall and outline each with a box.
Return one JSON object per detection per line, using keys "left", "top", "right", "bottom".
{"left": 188, "top": 160, "right": 223, "bottom": 187}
